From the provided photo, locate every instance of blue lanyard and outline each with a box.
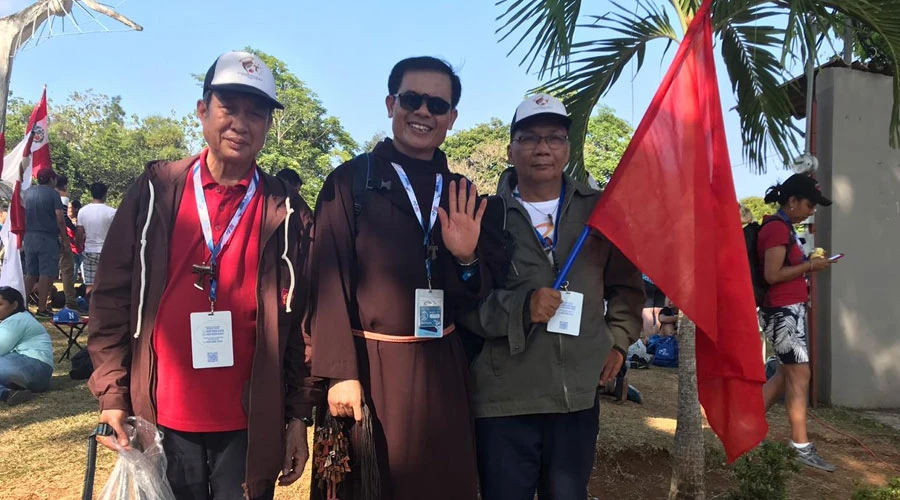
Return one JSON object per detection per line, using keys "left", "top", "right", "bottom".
{"left": 391, "top": 163, "right": 443, "bottom": 288}
{"left": 775, "top": 209, "right": 807, "bottom": 262}
{"left": 192, "top": 160, "right": 259, "bottom": 305}
{"left": 515, "top": 182, "right": 566, "bottom": 256}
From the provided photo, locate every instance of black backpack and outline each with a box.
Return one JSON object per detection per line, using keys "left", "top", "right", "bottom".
{"left": 69, "top": 349, "right": 94, "bottom": 380}
{"left": 744, "top": 217, "right": 795, "bottom": 307}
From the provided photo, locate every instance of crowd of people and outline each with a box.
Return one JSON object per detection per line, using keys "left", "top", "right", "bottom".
{"left": 16, "top": 170, "right": 116, "bottom": 317}
{"left": 0, "top": 167, "right": 116, "bottom": 404}
{"left": 0, "top": 48, "right": 837, "bottom": 499}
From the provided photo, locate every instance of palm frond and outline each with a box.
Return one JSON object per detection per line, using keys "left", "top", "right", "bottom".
{"left": 718, "top": 5, "right": 801, "bottom": 173}
{"left": 536, "top": 1, "right": 678, "bottom": 179}
{"left": 668, "top": 0, "right": 703, "bottom": 33}
{"left": 496, "top": 0, "right": 582, "bottom": 78}
{"left": 819, "top": 0, "right": 900, "bottom": 148}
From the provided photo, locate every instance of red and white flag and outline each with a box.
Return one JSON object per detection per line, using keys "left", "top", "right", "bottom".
{"left": 2, "top": 86, "right": 50, "bottom": 189}
{"left": 0, "top": 132, "right": 27, "bottom": 299}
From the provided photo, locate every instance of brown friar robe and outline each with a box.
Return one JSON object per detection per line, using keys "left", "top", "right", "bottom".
{"left": 310, "top": 139, "right": 490, "bottom": 500}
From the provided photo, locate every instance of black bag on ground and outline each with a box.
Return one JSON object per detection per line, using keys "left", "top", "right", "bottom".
{"left": 70, "top": 349, "right": 94, "bottom": 380}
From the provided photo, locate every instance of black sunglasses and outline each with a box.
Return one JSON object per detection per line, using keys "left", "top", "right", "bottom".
{"left": 393, "top": 91, "right": 453, "bottom": 116}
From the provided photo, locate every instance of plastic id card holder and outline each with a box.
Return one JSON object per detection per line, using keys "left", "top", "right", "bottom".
{"left": 414, "top": 288, "right": 444, "bottom": 338}
{"left": 190, "top": 311, "right": 234, "bottom": 369}
{"left": 547, "top": 291, "right": 584, "bottom": 336}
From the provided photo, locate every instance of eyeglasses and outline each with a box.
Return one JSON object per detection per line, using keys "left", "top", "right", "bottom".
{"left": 512, "top": 134, "right": 569, "bottom": 150}
{"left": 393, "top": 91, "right": 453, "bottom": 116}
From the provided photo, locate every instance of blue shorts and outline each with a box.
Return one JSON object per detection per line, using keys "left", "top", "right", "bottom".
{"left": 23, "top": 232, "right": 60, "bottom": 278}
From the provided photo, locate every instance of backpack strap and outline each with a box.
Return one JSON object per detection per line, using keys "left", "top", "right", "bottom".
{"left": 760, "top": 216, "right": 797, "bottom": 266}
{"left": 351, "top": 153, "right": 372, "bottom": 218}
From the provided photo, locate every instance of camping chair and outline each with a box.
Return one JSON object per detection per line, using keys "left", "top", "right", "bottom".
{"left": 52, "top": 316, "right": 89, "bottom": 362}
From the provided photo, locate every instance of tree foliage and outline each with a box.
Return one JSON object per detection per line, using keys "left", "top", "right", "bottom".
{"left": 3, "top": 47, "right": 357, "bottom": 205}
{"left": 445, "top": 118, "right": 510, "bottom": 193}
{"left": 496, "top": 0, "right": 900, "bottom": 176}
{"left": 739, "top": 196, "right": 776, "bottom": 224}
{"left": 227, "top": 48, "right": 358, "bottom": 202}
{"left": 4, "top": 91, "right": 196, "bottom": 205}
{"left": 363, "top": 131, "right": 388, "bottom": 153}
{"left": 584, "top": 105, "right": 633, "bottom": 189}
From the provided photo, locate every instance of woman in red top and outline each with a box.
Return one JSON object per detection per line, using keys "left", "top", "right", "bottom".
{"left": 757, "top": 173, "right": 835, "bottom": 472}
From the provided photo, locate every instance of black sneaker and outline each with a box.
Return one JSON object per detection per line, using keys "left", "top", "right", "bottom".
{"left": 34, "top": 309, "right": 53, "bottom": 319}
{"left": 6, "top": 389, "right": 33, "bottom": 406}
{"left": 612, "top": 372, "right": 628, "bottom": 402}
{"left": 794, "top": 444, "right": 837, "bottom": 472}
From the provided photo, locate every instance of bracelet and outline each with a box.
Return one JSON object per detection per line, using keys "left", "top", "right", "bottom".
{"left": 456, "top": 256, "right": 479, "bottom": 267}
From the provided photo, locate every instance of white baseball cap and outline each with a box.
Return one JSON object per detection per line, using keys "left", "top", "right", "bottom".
{"left": 511, "top": 93, "right": 571, "bottom": 134}
{"left": 203, "top": 51, "right": 284, "bottom": 109}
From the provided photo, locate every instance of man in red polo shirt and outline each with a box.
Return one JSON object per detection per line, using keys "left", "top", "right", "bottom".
{"left": 88, "top": 51, "right": 321, "bottom": 500}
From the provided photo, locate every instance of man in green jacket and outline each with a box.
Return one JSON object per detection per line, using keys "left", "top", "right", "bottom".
{"left": 460, "top": 94, "right": 644, "bottom": 500}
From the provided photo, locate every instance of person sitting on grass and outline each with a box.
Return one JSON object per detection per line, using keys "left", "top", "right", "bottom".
{"left": 0, "top": 286, "right": 54, "bottom": 406}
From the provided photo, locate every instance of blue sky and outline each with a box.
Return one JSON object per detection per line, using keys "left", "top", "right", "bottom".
{"left": 1, "top": 0, "right": 809, "bottom": 198}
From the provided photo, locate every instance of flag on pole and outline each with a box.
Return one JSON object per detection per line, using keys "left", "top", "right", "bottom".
{"left": 0, "top": 132, "right": 26, "bottom": 299}
{"left": 2, "top": 86, "right": 50, "bottom": 189}
{"left": 586, "top": 0, "right": 767, "bottom": 462}
{"left": 26, "top": 87, "right": 50, "bottom": 176}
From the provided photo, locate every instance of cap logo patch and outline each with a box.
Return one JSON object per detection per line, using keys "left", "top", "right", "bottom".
{"left": 533, "top": 95, "right": 548, "bottom": 106}
{"left": 241, "top": 57, "right": 260, "bottom": 75}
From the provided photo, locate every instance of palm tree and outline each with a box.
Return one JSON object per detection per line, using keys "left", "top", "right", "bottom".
{"left": 496, "top": 0, "right": 900, "bottom": 175}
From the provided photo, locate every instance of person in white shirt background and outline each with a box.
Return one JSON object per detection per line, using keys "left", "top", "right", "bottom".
{"left": 76, "top": 182, "right": 117, "bottom": 295}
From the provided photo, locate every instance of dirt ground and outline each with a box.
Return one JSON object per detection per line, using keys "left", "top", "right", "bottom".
{"left": 588, "top": 368, "right": 900, "bottom": 499}
{"left": 1, "top": 330, "right": 898, "bottom": 499}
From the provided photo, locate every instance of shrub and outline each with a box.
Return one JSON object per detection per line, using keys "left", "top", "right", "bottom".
{"left": 852, "top": 477, "right": 900, "bottom": 500}
{"left": 727, "top": 441, "right": 800, "bottom": 500}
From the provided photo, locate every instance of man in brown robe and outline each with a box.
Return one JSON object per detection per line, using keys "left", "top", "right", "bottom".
{"left": 309, "top": 57, "right": 488, "bottom": 499}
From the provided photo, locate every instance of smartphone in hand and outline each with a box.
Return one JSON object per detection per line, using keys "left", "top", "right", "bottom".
{"left": 829, "top": 253, "right": 845, "bottom": 262}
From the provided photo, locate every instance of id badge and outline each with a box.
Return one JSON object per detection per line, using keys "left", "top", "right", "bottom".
{"left": 547, "top": 291, "right": 584, "bottom": 336}
{"left": 414, "top": 288, "right": 444, "bottom": 338}
{"left": 190, "top": 311, "right": 234, "bottom": 369}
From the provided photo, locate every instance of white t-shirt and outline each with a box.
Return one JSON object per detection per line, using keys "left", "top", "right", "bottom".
{"left": 77, "top": 203, "right": 117, "bottom": 253}
{"left": 521, "top": 198, "right": 559, "bottom": 264}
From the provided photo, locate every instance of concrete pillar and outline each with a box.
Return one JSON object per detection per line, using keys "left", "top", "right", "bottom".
{"left": 814, "top": 67, "right": 900, "bottom": 408}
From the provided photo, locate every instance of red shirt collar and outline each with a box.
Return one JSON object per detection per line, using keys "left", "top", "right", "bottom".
{"left": 198, "top": 148, "right": 257, "bottom": 189}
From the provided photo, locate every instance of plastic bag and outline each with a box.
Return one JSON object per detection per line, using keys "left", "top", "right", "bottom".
{"left": 97, "top": 417, "right": 176, "bottom": 500}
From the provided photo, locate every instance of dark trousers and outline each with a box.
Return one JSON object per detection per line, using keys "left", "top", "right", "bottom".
{"left": 160, "top": 426, "right": 274, "bottom": 500}
{"left": 476, "top": 396, "right": 601, "bottom": 500}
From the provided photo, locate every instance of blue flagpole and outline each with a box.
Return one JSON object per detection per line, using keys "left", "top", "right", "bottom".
{"left": 552, "top": 225, "right": 590, "bottom": 289}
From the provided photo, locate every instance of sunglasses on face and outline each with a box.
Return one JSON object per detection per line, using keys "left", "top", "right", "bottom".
{"left": 393, "top": 91, "right": 453, "bottom": 116}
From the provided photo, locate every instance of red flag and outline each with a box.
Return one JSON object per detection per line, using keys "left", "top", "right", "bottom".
{"left": 10, "top": 181, "right": 25, "bottom": 248}
{"left": 587, "top": 0, "right": 767, "bottom": 462}
{"left": 25, "top": 87, "right": 51, "bottom": 177}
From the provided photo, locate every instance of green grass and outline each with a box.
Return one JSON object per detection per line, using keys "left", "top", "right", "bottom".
{"left": 0, "top": 325, "right": 311, "bottom": 500}
{"left": 2, "top": 323, "right": 899, "bottom": 500}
